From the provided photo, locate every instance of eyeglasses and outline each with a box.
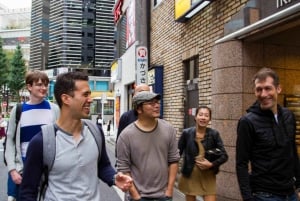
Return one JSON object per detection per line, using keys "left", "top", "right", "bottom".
{"left": 33, "top": 82, "right": 48, "bottom": 88}
{"left": 143, "top": 99, "right": 160, "bottom": 106}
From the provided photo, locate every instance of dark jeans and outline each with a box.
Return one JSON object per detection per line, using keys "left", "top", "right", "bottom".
{"left": 253, "top": 192, "right": 298, "bottom": 201}
{"left": 7, "top": 173, "right": 19, "bottom": 200}
{"left": 130, "top": 197, "right": 172, "bottom": 201}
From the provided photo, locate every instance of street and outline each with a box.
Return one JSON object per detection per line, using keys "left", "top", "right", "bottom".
{"left": 0, "top": 137, "right": 123, "bottom": 201}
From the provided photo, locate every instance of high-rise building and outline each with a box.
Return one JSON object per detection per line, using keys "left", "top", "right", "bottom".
{"left": 30, "top": 0, "right": 115, "bottom": 77}
{"left": 0, "top": 4, "right": 31, "bottom": 66}
{"left": 30, "top": 0, "right": 116, "bottom": 125}
{"left": 30, "top": 0, "right": 49, "bottom": 70}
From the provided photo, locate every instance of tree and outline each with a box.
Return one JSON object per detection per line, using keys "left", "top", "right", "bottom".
{"left": 0, "top": 37, "right": 9, "bottom": 88}
{"left": 8, "top": 44, "right": 27, "bottom": 101}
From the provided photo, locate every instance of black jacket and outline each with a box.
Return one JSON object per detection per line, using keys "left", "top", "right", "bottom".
{"left": 236, "top": 102, "right": 300, "bottom": 201}
{"left": 178, "top": 127, "right": 228, "bottom": 177}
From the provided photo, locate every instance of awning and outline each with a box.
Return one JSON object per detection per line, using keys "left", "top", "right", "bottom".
{"left": 91, "top": 91, "right": 114, "bottom": 99}
{"left": 215, "top": 3, "right": 300, "bottom": 44}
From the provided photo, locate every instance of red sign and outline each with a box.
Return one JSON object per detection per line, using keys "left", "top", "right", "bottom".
{"left": 138, "top": 47, "right": 147, "bottom": 57}
{"left": 114, "top": 0, "right": 123, "bottom": 23}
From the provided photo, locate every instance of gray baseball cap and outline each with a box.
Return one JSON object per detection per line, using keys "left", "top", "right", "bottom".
{"left": 133, "top": 91, "right": 161, "bottom": 105}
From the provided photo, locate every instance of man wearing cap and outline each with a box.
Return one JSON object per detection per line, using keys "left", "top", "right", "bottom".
{"left": 116, "top": 84, "right": 150, "bottom": 150}
{"left": 116, "top": 91, "right": 180, "bottom": 201}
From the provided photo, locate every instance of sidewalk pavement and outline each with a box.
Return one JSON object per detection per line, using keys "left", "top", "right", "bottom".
{"left": 103, "top": 128, "right": 203, "bottom": 201}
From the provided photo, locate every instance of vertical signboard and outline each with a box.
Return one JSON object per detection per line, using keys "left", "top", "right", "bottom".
{"left": 126, "top": 0, "right": 136, "bottom": 48}
{"left": 136, "top": 46, "right": 148, "bottom": 85}
{"left": 111, "top": 59, "right": 122, "bottom": 83}
{"left": 113, "top": 0, "right": 123, "bottom": 23}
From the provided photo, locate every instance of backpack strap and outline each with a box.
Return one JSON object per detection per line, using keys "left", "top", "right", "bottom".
{"left": 39, "top": 124, "right": 57, "bottom": 201}
{"left": 82, "top": 119, "right": 102, "bottom": 159}
{"left": 3, "top": 103, "right": 23, "bottom": 166}
{"left": 15, "top": 103, "right": 22, "bottom": 126}
{"left": 42, "top": 124, "right": 57, "bottom": 171}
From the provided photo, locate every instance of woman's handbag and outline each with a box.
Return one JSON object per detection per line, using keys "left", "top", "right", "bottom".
{"left": 205, "top": 148, "right": 222, "bottom": 162}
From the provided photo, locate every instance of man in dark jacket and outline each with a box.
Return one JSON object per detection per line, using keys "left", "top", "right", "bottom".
{"left": 236, "top": 67, "right": 300, "bottom": 201}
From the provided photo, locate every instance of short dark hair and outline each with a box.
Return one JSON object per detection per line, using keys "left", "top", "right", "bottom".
{"left": 54, "top": 71, "right": 89, "bottom": 108}
{"left": 25, "top": 70, "right": 49, "bottom": 86}
{"left": 195, "top": 105, "right": 212, "bottom": 120}
{"left": 252, "top": 67, "right": 280, "bottom": 87}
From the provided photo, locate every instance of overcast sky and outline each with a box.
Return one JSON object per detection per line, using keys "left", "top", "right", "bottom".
{"left": 0, "top": 0, "right": 31, "bottom": 8}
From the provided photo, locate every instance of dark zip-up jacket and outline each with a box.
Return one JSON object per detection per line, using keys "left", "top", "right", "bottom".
{"left": 236, "top": 102, "right": 300, "bottom": 201}
{"left": 178, "top": 127, "right": 228, "bottom": 177}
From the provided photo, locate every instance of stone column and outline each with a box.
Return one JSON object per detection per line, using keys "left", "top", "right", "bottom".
{"left": 211, "top": 40, "right": 263, "bottom": 201}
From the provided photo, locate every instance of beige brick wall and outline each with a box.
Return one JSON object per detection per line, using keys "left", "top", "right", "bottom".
{"left": 150, "top": 0, "right": 248, "bottom": 133}
{"left": 150, "top": 1, "right": 300, "bottom": 200}
{"left": 150, "top": 1, "right": 248, "bottom": 200}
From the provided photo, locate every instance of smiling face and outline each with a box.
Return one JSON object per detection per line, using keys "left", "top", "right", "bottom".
{"left": 66, "top": 80, "right": 92, "bottom": 119}
{"left": 254, "top": 76, "right": 281, "bottom": 114}
{"left": 195, "top": 107, "right": 211, "bottom": 128}
{"left": 27, "top": 79, "right": 49, "bottom": 100}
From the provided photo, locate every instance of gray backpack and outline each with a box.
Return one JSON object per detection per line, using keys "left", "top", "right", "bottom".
{"left": 39, "top": 119, "right": 103, "bottom": 201}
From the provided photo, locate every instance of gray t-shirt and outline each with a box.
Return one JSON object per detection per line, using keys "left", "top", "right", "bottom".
{"left": 116, "top": 119, "right": 180, "bottom": 198}
{"left": 45, "top": 125, "right": 101, "bottom": 201}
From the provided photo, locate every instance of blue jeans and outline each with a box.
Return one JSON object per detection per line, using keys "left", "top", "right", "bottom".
{"left": 253, "top": 192, "right": 298, "bottom": 201}
{"left": 7, "top": 173, "right": 19, "bottom": 200}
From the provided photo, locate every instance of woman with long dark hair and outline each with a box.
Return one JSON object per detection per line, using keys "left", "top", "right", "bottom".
{"left": 178, "top": 106, "right": 228, "bottom": 201}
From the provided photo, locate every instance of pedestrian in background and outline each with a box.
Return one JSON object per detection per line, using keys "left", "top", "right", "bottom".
{"left": 178, "top": 106, "right": 228, "bottom": 201}
{"left": 117, "top": 91, "right": 180, "bottom": 201}
{"left": 96, "top": 113, "right": 103, "bottom": 127}
{"left": 4, "top": 70, "right": 60, "bottom": 201}
{"left": 20, "top": 71, "right": 132, "bottom": 201}
{"left": 0, "top": 114, "right": 7, "bottom": 140}
{"left": 236, "top": 67, "right": 300, "bottom": 201}
{"left": 107, "top": 119, "right": 111, "bottom": 136}
{"left": 115, "top": 84, "right": 150, "bottom": 153}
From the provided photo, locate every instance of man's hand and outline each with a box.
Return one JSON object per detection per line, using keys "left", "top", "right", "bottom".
{"left": 10, "top": 169, "right": 22, "bottom": 184}
{"left": 114, "top": 172, "right": 133, "bottom": 192}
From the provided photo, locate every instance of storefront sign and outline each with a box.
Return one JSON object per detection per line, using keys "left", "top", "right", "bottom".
{"left": 175, "top": 0, "right": 212, "bottom": 22}
{"left": 115, "top": 96, "right": 120, "bottom": 128}
{"left": 113, "top": 0, "right": 123, "bottom": 23}
{"left": 148, "top": 69, "right": 155, "bottom": 85}
{"left": 111, "top": 59, "right": 122, "bottom": 83}
{"left": 175, "top": 0, "right": 191, "bottom": 20}
{"left": 277, "top": 0, "right": 294, "bottom": 8}
{"left": 136, "top": 46, "right": 148, "bottom": 85}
